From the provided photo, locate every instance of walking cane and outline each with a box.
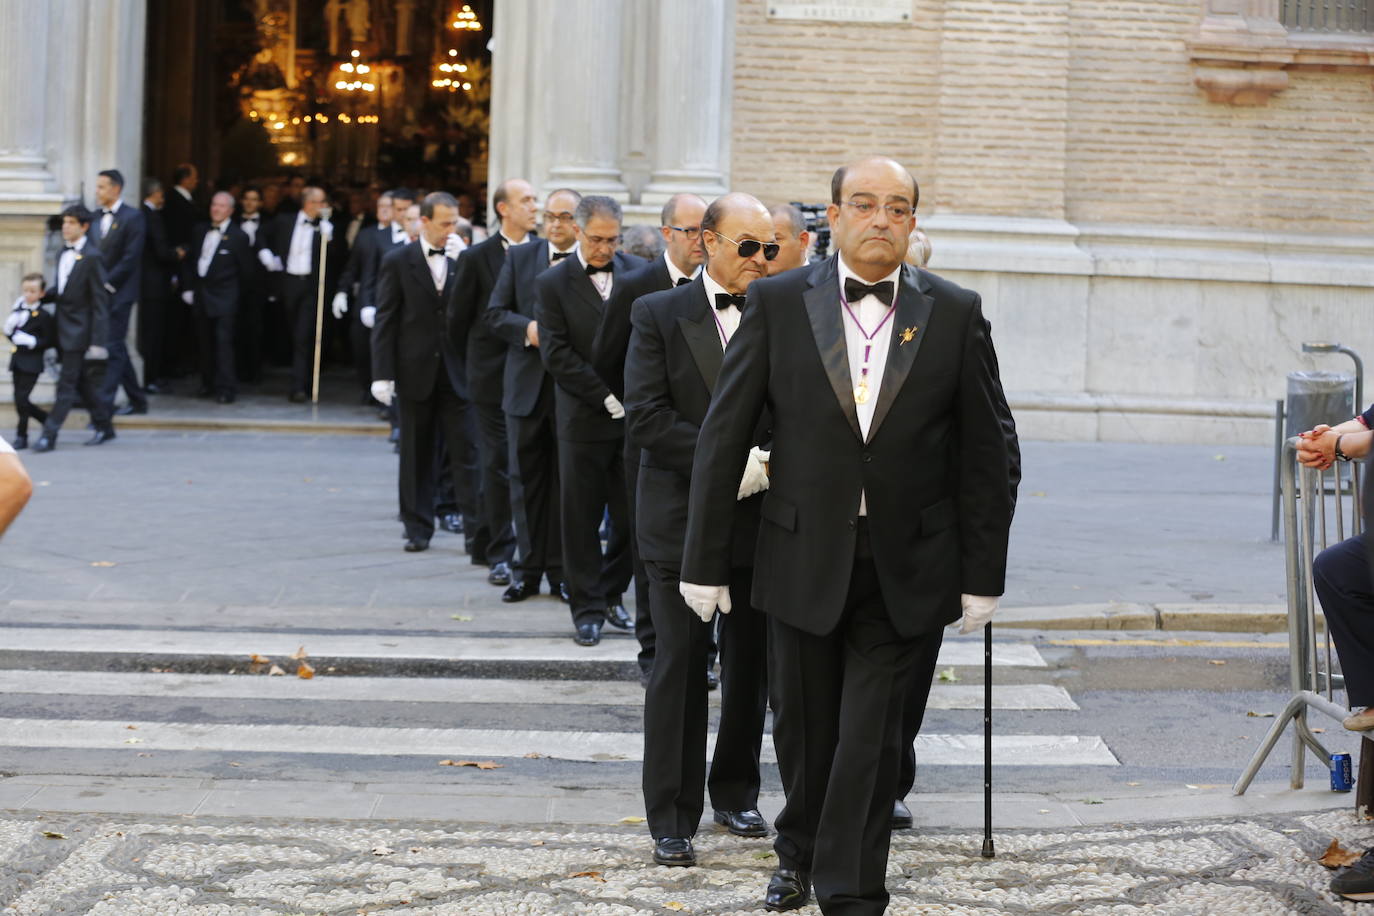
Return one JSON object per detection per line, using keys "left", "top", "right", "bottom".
{"left": 981, "top": 621, "right": 995, "bottom": 858}
{"left": 310, "top": 227, "right": 328, "bottom": 406}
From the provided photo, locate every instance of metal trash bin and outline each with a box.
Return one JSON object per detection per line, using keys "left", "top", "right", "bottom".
{"left": 1286, "top": 371, "right": 1356, "bottom": 438}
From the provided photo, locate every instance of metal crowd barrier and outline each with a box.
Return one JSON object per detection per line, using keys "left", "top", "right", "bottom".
{"left": 1234, "top": 437, "right": 1362, "bottom": 795}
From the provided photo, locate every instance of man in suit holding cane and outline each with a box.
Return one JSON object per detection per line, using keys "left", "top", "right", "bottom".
{"left": 679, "top": 157, "right": 1015, "bottom": 914}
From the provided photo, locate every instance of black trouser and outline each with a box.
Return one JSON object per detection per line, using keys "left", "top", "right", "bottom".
{"left": 897, "top": 626, "right": 947, "bottom": 799}
{"left": 138, "top": 294, "right": 168, "bottom": 384}
{"left": 11, "top": 370, "right": 46, "bottom": 437}
{"left": 473, "top": 399, "right": 516, "bottom": 567}
{"left": 642, "top": 561, "right": 768, "bottom": 839}
{"left": 235, "top": 291, "right": 265, "bottom": 384}
{"left": 281, "top": 274, "right": 320, "bottom": 397}
{"left": 768, "top": 522, "right": 930, "bottom": 916}
{"left": 397, "top": 370, "right": 479, "bottom": 542}
{"left": 195, "top": 305, "right": 238, "bottom": 397}
{"left": 1314, "top": 532, "right": 1374, "bottom": 706}
{"left": 557, "top": 435, "right": 631, "bottom": 627}
{"left": 97, "top": 300, "right": 146, "bottom": 412}
{"left": 43, "top": 351, "right": 111, "bottom": 438}
{"left": 508, "top": 394, "right": 562, "bottom": 587}
{"left": 625, "top": 441, "right": 654, "bottom": 674}
{"left": 349, "top": 304, "right": 371, "bottom": 398}
{"left": 434, "top": 424, "right": 485, "bottom": 556}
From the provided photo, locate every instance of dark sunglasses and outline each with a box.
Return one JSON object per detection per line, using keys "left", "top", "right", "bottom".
{"left": 710, "top": 230, "right": 779, "bottom": 261}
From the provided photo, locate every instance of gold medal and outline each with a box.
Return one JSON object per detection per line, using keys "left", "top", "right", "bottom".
{"left": 854, "top": 381, "right": 870, "bottom": 405}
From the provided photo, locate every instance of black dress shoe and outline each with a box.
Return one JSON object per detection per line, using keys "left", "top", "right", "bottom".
{"left": 84, "top": 428, "right": 116, "bottom": 446}
{"left": 488, "top": 561, "right": 512, "bottom": 586}
{"left": 604, "top": 603, "right": 633, "bottom": 630}
{"left": 705, "top": 668, "right": 719, "bottom": 691}
{"left": 891, "top": 799, "right": 913, "bottom": 830}
{"left": 32, "top": 436, "right": 54, "bottom": 453}
{"left": 216, "top": 393, "right": 235, "bottom": 404}
{"left": 639, "top": 667, "right": 652, "bottom": 688}
{"left": 403, "top": 537, "right": 430, "bottom": 552}
{"left": 288, "top": 391, "right": 307, "bottom": 403}
{"left": 387, "top": 425, "right": 400, "bottom": 442}
{"left": 11, "top": 436, "right": 27, "bottom": 451}
{"left": 714, "top": 808, "right": 770, "bottom": 838}
{"left": 438, "top": 512, "right": 463, "bottom": 534}
{"left": 502, "top": 579, "right": 540, "bottom": 603}
{"left": 652, "top": 836, "right": 696, "bottom": 867}
{"left": 143, "top": 381, "right": 165, "bottom": 395}
{"left": 573, "top": 621, "right": 602, "bottom": 646}
{"left": 195, "top": 387, "right": 213, "bottom": 399}
{"left": 764, "top": 868, "right": 811, "bottom": 912}
{"left": 115, "top": 403, "right": 147, "bottom": 416}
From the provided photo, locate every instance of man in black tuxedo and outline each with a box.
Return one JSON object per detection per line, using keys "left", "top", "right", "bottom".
{"left": 625, "top": 192, "right": 775, "bottom": 868}
{"left": 34, "top": 206, "right": 115, "bottom": 452}
{"left": 767, "top": 203, "right": 812, "bottom": 275}
{"left": 332, "top": 189, "right": 409, "bottom": 405}
{"left": 88, "top": 169, "right": 147, "bottom": 417}
{"left": 680, "top": 158, "right": 1017, "bottom": 914}
{"left": 138, "top": 179, "right": 178, "bottom": 394}
{"left": 592, "top": 193, "right": 706, "bottom": 682}
{"left": 161, "top": 164, "right": 201, "bottom": 380}
{"left": 534, "top": 195, "right": 646, "bottom": 646}
{"left": 370, "top": 192, "right": 478, "bottom": 553}
{"left": 449, "top": 178, "right": 540, "bottom": 585}
{"left": 182, "top": 192, "right": 255, "bottom": 403}
{"left": 233, "top": 185, "right": 270, "bottom": 385}
{"left": 485, "top": 188, "right": 582, "bottom": 603}
{"left": 259, "top": 185, "right": 334, "bottom": 402}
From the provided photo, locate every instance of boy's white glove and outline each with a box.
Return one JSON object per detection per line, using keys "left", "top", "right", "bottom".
{"left": 11, "top": 330, "right": 37, "bottom": 349}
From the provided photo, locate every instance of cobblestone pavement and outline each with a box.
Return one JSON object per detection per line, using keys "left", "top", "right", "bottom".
{"left": 2, "top": 808, "right": 1373, "bottom": 915}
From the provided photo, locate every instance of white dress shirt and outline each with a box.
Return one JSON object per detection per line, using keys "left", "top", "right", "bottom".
{"left": 197, "top": 222, "right": 230, "bottom": 277}
{"left": 57, "top": 235, "right": 88, "bottom": 295}
{"left": 664, "top": 251, "right": 700, "bottom": 287}
{"left": 286, "top": 211, "right": 330, "bottom": 276}
{"left": 99, "top": 200, "right": 122, "bottom": 238}
{"left": 424, "top": 240, "right": 448, "bottom": 291}
{"left": 575, "top": 246, "right": 612, "bottom": 300}
{"left": 390, "top": 222, "right": 407, "bottom": 246}
{"left": 701, "top": 270, "right": 742, "bottom": 347}
{"left": 836, "top": 256, "right": 900, "bottom": 515}
{"left": 238, "top": 213, "right": 261, "bottom": 245}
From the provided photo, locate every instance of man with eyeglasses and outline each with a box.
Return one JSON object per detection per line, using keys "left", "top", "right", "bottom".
{"left": 679, "top": 158, "right": 1017, "bottom": 914}
{"left": 485, "top": 189, "right": 583, "bottom": 604}
{"left": 534, "top": 195, "right": 647, "bottom": 646}
{"left": 623, "top": 192, "right": 775, "bottom": 869}
{"left": 592, "top": 193, "right": 707, "bottom": 684}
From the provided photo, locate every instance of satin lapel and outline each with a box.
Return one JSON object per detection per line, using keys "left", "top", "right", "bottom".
{"left": 866, "top": 264, "right": 935, "bottom": 443}
{"left": 676, "top": 281, "right": 723, "bottom": 395}
{"left": 409, "top": 244, "right": 441, "bottom": 305}
{"left": 570, "top": 261, "right": 605, "bottom": 314}
{"left": 803, "top": 260, "right": 862, "bottom": 441}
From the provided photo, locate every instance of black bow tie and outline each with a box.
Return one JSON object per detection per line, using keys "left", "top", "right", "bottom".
{"left": 715, "top": 293, "right": 746, "bottom": 311}
{"left": 844, "top": 277, "right": 895, "bottom": 307}
{"left": 243, "top": 216, "right": 258, "bottom": 222}
{"left": 676, "top": 277, "right": 692, "bottom": 287}
{"left": 306, "top": 217, "right": 321, "bottom": 227}
{"left": 585, "top": 262, "right": 612, "bottom": 275}
{"left": 101, "top": 209, "right": 113, "bottom": 216}
{"left": 62, "top": 245, "right": 75, "bottom": 252}
{"left": 551, "top": 251, "right": 572, "bottom": 262}
{"left": 426, "top": 247, "right": 446, "bottom": 258}
{"left": 213, "top": 223, "right": 228, "bottom": 233}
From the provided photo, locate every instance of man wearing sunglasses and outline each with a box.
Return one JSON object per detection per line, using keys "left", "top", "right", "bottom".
{"left": 623, "top": 192, "right": 775, "bottom": 869}
{"left": 534, "top": 196, "right": 647, "bottom": 646}
{"left": 592, "top": 193, "right": 707, "bottom": 686}
{"left": 679, "top": 158, "right": 1017, "bottom": 914}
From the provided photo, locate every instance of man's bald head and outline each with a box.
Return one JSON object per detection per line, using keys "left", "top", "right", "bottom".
{"left": 660, "top": 193, "right": 708, "bottom": 275}
{"left": 701, "top": 192, "right": 776, "bottom": 295}
{"left": 830, "top": 156, "right": 918, "bottom": 209}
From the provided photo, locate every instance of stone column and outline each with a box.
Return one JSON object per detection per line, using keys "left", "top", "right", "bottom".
{"left": 541, "top": 0, "right": 629, "bottom": 201}
{"left": 641, "top": 0, "right": 731, "bottom": 208}
{"left": 0, "top": 0, "right": 57, "bottom": 195}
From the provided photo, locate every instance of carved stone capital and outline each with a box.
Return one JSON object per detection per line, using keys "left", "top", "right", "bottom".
{"left": 1193, "top": 65, "right": 1290, "bottom": 105}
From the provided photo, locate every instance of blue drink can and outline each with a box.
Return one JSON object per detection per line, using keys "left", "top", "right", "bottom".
{"left": 1331, "top": 753, "right": 1354, "bottom": 792}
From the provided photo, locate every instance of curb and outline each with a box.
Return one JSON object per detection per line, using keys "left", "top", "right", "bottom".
{"left": 997, "top": 602, "right": 1302, "bottom": 634}
{"left": 95, "top": 415, "right": 387, "bottom": 437}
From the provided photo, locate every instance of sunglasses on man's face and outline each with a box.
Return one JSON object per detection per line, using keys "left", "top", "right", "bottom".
{"left": 710, "top": 230, "right": 780, "bottom": 261}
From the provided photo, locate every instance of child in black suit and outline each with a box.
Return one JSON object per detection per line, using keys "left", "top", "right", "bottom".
{"left": 5, "top": 272, "right": 55, "bottom": 449}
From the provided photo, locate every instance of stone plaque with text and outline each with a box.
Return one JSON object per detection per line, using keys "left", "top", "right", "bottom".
{"left": 767, "top": 1, "right": 912, "bottom": 24}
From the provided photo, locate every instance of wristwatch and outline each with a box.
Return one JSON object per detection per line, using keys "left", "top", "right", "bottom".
{"left": 1336, "top": 434, "right": 1352, "bottom": 463}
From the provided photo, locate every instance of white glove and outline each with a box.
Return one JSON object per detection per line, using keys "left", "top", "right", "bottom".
{"left": 445, "top": 233, "right": 467, "bottom": 259}
{"left": 103, "top": 282, "right": 116, "bottom": 295}
{"left": 331, "top": 292, "right": 348, "bottom": 319}
{"left": 3, "top": 308, "right": 23, "bottom": 336}
{"left": 319, "top": 219, "right": 334, "bottom": 242}
{"left": 958, "top": 594, "right": 999, "bottom": 635}
{"left": 604, "top": 393, "right": 625, "bottom": 420}
{"left": 85, "top": 345, "right": 108, "bottom": 361}
{"left": 679, "top": 582, "right": 731, "bottom": 623}
{"left": 11, "top": 330, "right": 37, "bottom": 349}
{"left": 371, "top": 379, "right": 395, "bottom": 406}
{"left": 258, "top": 249, "right": 283, "bottom": 272}
{"left": 181, "top": 290, "right": 194, "bottom": 305}
{"left": 360, "top": 305, "right": 376, "bottom": 328}
{"left": 737, "top": 450, "right": 770, "bottom": 500}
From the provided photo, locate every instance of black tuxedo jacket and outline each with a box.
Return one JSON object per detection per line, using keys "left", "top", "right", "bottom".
{"left": 262, "top": 212, "right": 334, "bottom": 298}
{"left": 140, "top": 203, "right": 178, "bottom": 301}
{"left": 8, "top": 305, "right": 55, "bottom": 373}
{"left": 592, "top": 256, "right": 673, "bottom": 400}
{"left": 183, "top": 222, "right": 255, "bottom": 318}
{"left": 233, "top": 214, "right": 270, "bottom": 300}
{"left": 162, "top": 189, "right": 201, "bottom": 248}
{"left": 486, "top": 239, "right": 557, "bottom": 418}
{"left": 451, "top": 233, "right": 537, "bottom": 406}
{"left": 534, "top": 250, "right": 646, "bottom": 442}
{"left": 338, "top": 224, "right": 404, "bottom": 311}
{"left": 372, "top": 240, "right": 466, "bottom": 400}
{"left": 45, "top": 246, "right": 110, "bottom": 353}
{"left": 681, "top": 257, "right": 1017, "bottom": 638}
{"left": 88, "top": 202, "right": 145, "bottom": 308}
{"left": 625, "top": 276, "right": 766, "bottom": 568}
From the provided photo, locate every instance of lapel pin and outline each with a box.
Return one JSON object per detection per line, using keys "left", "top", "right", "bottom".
{"left": 900, "top": 326, "right": 917, "bottom": 345}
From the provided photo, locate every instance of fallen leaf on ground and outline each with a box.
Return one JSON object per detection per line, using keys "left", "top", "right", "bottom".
{"left": 619, "top": 816, "right": 646, "bottom": 825}
{"left": 664, "top": 903, "right": 688, "bottom": 911}
{"left": 90, "top": 561, "right": 116, "bottom": 567}
{"left": 1038, "top": 809, "right": 1051, "bottom": 814}
{"left": 371, "top": 845, "right": 394, "bottom": 856}
{"left": 125, "top": 725, "right": 137, "bottom": 730}
{"left": 268, "top": 665, "right": 286, "bottom": 676}
{"left": 1208, "top": 659, "right": 1226, "bottom": 665}
{"left": 1126, "top": 782, "right": 1140, "bottom": 787}
{"left": 568, "top": 871, "right": 605, "bottom": 882}
{"left": 228, "top": 762, "right": 242, "bottom": 767}
{"left": 937, "top": 667, "right": 959, "bottom": 683}
{"left": 753, "top": 850, "right": 775, "bottom": 860}
{"left": 289, "top": 646, "right": 309, "bottom": 660}
{"left": 123, "top": 737, "right": 143, "bottom": 745}
{"left": 1313, "top": 727, "right": 1325, "bottom": 733}
{"left": 531, "top": 840, "right": 544, "bottom": 846}
{"left": 41, "top": 831, "right": 66, "bottom": 839}
{"left": 451, "top": 614, "right": 473, "bottom": 622}
{"left": 1247, "top": 711, "right": 1275, "bottom": 718}
{"left": 437, "top": 759, "right": 503, "bottom": 769}
{"left": 524, "top": 752, "right": 545, "bottom": 759}
{"left": 1319, "top": 838, "right": 1363, "bottom": 868}
{"left": 1083, "top": 798, "right": 1104, "bottom": 805}
{"left": 1031, "top": 491, "right": 1047, "bottom": 498}
{"left": 297, "top": 661, "right": 315, "bottom": 679}
{"left": 1214, "top": 454, "right": 1227, "bottom": 461}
